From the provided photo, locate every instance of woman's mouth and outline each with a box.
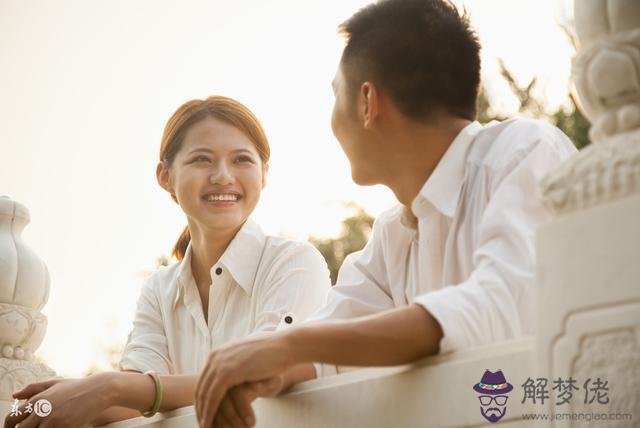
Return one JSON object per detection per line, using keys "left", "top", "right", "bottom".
{"left": 202, "top": 193, "right": 242, "bottom": 206}
{"left": 204, "top": 193, "right": 240, "bottom": 202}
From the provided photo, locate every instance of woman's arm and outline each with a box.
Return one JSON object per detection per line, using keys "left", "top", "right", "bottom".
{"left": 5, "top": 372, "right": 198, "bottom": 428}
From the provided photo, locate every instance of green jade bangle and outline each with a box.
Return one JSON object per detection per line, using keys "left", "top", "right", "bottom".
{"left": 141, "top": 370, "right": 163, "bottom": 418}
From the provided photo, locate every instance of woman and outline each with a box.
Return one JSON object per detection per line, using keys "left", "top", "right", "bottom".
{"left": 6, "top": 96, "right": 330, "bottom": 427}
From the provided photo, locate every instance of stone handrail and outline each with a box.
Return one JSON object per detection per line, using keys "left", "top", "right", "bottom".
{"left": 105, "top": 339, "right": 535, "bottom": 428}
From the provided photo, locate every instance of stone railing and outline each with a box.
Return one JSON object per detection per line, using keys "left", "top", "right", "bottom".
{"left": 105, "top": 339, "right": 535, "bottom": 428}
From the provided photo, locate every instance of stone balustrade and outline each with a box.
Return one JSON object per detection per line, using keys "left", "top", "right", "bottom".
{"left": 105, "top": 339, "right": 535, "bottom": 428}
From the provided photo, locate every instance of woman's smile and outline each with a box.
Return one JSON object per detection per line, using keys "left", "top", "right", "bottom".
{"left": 202, "top": 191, "right": 243, "bottom": 207}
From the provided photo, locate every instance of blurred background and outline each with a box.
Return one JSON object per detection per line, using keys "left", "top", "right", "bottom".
{"left": 0, "top": 0, "right": 582, "bottom": 377}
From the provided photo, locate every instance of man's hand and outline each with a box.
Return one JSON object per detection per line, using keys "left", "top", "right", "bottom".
{"left": 210, "top": 377, "right": 285, "bottom": 427}
{"left": 195, "top": 305, "right": 442, "bottom": 427}
{"left": 195, "top": 333, "right": 295, "bottom": 428}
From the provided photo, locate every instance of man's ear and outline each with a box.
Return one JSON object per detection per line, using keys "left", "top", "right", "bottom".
{"left": 361, "top": 81, "right": 379, "bottom": 129}
{"left": 156, "top": 162, "right": 176, "bottom": 200}
{"left": 261, "top": 163, "right": 269, "bottom": 189}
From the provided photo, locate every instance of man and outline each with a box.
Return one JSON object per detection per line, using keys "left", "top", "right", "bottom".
{"left": 194, "top": 0, "right": 577, "bottom": 426}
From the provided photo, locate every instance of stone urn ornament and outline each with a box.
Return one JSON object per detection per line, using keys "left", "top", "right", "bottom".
{"left": 0, "top": 196, "right": 56, "bottom": 406}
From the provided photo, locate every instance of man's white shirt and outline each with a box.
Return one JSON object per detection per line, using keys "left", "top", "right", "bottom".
{"left": 311, "top": 118, "right": 577, "bottom": 376}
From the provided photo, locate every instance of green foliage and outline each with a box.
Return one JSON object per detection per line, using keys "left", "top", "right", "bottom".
{"left": 550, "top": 93, "right": 591, "bottom": 150}
{"left": 309, "top": 203, "right": 374, "bottom": 284}
{"left": 478, "top": 59, "right": 591, "bottom": 149}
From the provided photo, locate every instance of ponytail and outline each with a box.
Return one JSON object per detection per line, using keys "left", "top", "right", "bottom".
{"left": 172, "top": 226, "right": 191, "bottom": 261}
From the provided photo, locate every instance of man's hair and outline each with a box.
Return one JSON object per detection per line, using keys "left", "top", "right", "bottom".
{"left": 339, "top": 0, "right": 481, "bottom": 121}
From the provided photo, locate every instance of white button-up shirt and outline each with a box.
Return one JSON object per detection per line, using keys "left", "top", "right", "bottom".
{"left": 119, "top": 219, "right": 331, "bottom": 375}
{"left": 311, "top": 118, "right": 577, "bottom": 376}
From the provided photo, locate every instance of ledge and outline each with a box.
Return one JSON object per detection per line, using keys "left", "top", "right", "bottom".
{"left": 104, "top": 338, "right": 535, "bottom": 428}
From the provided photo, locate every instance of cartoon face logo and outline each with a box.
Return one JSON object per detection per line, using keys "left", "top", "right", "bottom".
{"left": 473, "top": 370, "right": 513, "bottom": 423}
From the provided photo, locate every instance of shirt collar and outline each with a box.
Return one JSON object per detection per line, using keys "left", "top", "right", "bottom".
{"left": 217, "top": 218, "right": 266, "bottom": 295}
{"left": 172, "top": 218, "right": 266, "bottom": 308}
{"left": 411, "top": 121, "right": 483, "bottom": 219}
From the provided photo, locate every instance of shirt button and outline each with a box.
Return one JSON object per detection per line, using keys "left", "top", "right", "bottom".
{"left": 215, "top": 267, "right": 222, "bottom": 275}
{"left": 284, "top": 315, "right": 293, "bottom": 324}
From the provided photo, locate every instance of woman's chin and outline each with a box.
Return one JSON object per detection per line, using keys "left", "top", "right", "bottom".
{"left": 201, "top": 213, "right": 247, "bottom": 232}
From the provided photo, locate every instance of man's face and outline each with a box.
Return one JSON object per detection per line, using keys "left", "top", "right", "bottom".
{"left": 330, "top": 63, "right": 379, "bottom": 185}
{"left": 478, "top": 394, "right": 508, "bottom": 423}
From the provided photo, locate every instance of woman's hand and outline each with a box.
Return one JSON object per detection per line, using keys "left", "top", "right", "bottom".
{"left": 4, "top": 373, "right": 116, "bottom": 428}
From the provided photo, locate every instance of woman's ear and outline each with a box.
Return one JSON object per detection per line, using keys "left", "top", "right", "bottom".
{"left": 261, "top": 163, "right": 269, "bottom": 189}
{"left": 156, "top": 162, "right": 176, "bottom": 200}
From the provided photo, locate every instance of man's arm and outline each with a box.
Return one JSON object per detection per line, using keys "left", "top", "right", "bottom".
{"left": 289, "top": 304, "right": 442, "bottom": 367}
{"left": 195, "top": 304, "right": 442, "bottom": 427}
{"left": 274, "top": 304, "right": 442, "bottom": 391}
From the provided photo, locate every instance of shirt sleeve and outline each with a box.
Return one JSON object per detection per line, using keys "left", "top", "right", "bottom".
{"left": 119, "top": 275, "right": 174, "bottom": 374}
{"left": 305, "top": 215, "right": 396, "bottom": 377}
{"left": 414, "top": 137, "right": 575, "bottom": 353}
{"left": 249, "top": 242, "right": 331, "bottom": 335}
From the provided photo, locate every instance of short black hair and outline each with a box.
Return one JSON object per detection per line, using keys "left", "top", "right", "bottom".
{"left": 339, "top": 0, "right": 481, "bottom": 121}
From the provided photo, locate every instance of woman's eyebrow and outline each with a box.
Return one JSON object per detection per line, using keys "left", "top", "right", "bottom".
{"left": 231, "top": 149, "right": 255, "bottom": 155}
{"left": 187, "top": 147, "right": 214, "bottom": 155}
{"left": 186, "top": 148, "right": 256, "bottom": 156}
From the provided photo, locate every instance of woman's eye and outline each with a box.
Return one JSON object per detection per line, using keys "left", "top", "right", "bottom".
{"left": 192, "top": 156, "right": 210, "bottom": 163}
{"left": 235, "top": 155, "right": 254, "bottom": 164}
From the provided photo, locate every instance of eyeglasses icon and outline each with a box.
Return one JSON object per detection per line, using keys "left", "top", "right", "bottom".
{"left": 478, "top": 395, "right": 508, "bottom": 406}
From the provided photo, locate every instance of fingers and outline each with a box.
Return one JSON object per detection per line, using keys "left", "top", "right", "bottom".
{"left": 229, "top": 386, "right": 256, "bottom": 427}
{"left": 219, "top": 394, "right": 245, "bottom": 428}
{"left": 6, "top": 411, "right": 38, "bottom": 428}
{"left": 195, "top": 354, "right": 217, "bottom": 426}
{"left": 3, "top": 404, "right": 30, "bottom": 428}
{"left": 196, "top": 362, "right": 227, "bottom": 428}
{"left": 249, "top": 375, "right": 284, "bottom": 397}
{"left": 199, "top": 375, "right": 228, "bottom": 428}
{"left": 195, "top": 360, "right": 213, "bottom": 426}
{"left": 12, "top": 379, "right": 58, "bottom": 399}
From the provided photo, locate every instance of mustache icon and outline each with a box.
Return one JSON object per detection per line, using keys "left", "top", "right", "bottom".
{"left": 485, "top": 407, "right": 502, "bottom": 416}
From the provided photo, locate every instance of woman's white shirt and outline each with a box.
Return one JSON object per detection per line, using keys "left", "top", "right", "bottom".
{"left": 119, "top": 219, "right": 331, "bottom": 375}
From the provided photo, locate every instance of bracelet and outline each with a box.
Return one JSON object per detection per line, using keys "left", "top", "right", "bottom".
{"left": 141, "top": 370, "right": 163, "bottom": 418}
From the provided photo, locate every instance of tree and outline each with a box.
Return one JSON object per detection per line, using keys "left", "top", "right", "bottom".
{"left": 479, "top": 59, "right": 591, "bottom": 149}
{"left": 309, "top": 203, "right": 374, "bottom": 284}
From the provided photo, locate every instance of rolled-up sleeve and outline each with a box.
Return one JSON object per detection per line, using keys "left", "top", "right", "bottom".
{"left": 306, "top": 217, "right": 395, "bottom": 377}
{"left": 119, "top": 276, "right": 174, "bottom": 374}
{"left": 250, "top": 243, "right": 331, "bottom": 335}
{"left": 414, "top": 140, "right": 572, "bottom": 353}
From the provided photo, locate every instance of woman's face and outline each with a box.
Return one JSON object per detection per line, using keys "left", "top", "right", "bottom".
{"left": 161, "top": 117, "right": 264, "bottom": 235}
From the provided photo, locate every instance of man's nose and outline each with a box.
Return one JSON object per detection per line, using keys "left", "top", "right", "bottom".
{"left": 210, "top": 161, "right": 234, "bottom": 185}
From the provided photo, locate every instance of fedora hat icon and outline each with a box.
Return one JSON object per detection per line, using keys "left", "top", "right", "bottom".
{"left": 473, "top": 370, "right": 513, "bottom": 395}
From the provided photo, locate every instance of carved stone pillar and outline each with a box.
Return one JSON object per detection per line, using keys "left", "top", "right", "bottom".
{"left": 537, "top": 0, "right": 640, "bottom": 426}
{"left": 0, "top": 197, "right": 56, "bottom": 413}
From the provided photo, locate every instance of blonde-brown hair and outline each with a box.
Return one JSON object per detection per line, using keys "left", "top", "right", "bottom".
{"left": 159, "top": 96, "right": 270, "bottom": 261}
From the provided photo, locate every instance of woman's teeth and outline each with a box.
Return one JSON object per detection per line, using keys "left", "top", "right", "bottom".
{"left": 205, "top": 194, "right": 239, "bottom": 202}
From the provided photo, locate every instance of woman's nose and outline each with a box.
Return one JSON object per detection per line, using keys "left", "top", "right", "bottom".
{"left": 209, "top": 161, "right": 234, "bottom": 185}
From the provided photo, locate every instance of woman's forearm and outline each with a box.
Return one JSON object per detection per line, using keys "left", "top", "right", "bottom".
{"left": 92, "top": 406, "right": 141, "bottom": 426}
{"left": 108, "top": 372, "right": 199, "bottom": 413}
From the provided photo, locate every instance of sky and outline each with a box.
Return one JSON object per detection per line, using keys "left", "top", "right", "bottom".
{"left": 1, "top": 0, "right": 575, "bottom": 376}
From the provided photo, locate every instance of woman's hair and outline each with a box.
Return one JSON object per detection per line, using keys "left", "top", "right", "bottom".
{"left": 159, "top": 96, "right": 271, "bottom": 261}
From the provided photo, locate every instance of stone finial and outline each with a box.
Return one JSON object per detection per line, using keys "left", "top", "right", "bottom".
{"left": 572, "top": 0, "right": 640, "bottom": 143}
{"left": 0, "top": 196, "right": 55, "bottom": 401}
{"left": 540, "top": 0, "right": 640, "bottom": 216}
